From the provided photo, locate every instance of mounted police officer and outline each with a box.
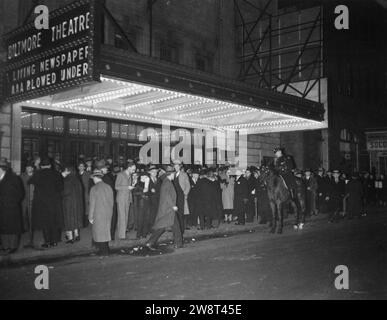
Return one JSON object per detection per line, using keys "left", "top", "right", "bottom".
{"left": 272, "top": 147, "right": 297, "bottom": 199}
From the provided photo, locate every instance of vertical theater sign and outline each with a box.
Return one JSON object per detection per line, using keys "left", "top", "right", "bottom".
{"left": 3, "top": 0, "right": 101, "bottom": 103}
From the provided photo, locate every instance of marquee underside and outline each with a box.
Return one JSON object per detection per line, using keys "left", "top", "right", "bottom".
{"left": 23, "top": 75, "right": 326, "bottom": 134}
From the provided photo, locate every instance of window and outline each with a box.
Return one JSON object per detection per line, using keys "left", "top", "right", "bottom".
{"left": 21, "top": 111, "right": 64, "bottom": 133}
{"left": 194, "top": 52, "right": 214, "bottom": 73}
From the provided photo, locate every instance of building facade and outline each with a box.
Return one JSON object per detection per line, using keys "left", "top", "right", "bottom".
{"left": 5, "top": 0, "right": 383, "bottom": 174}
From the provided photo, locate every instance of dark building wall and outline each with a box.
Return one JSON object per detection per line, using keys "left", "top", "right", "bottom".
{"left": 323, "top": 0, "right": 387, "bottom": 172}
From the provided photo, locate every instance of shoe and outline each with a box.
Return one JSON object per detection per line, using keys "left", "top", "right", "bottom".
{"left": 75, "top": 236, "right": 81, "bottom": 242}
{"left": 51, "top": 242, "right": 58, "bottom": 247}
{"left": 66, "top": 240, "right": 75, "bottom": 244}
{"left": 235, "top": 222, "right": 245, "bottom": 225}
{"left": 41, "top": 243, "right": 50, "bottom": 249}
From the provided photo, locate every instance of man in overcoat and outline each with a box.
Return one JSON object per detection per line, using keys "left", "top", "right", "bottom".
{"left": 0, "top": 159, "right": 24, "bottom": 254}
{"left": 233, "top": 168, "right": 249, "bottom": 225}
{"left": 29, "top": 157, "right": 64, "bottom": 248}
{"left": 146, "top": 165, "right": 183, "bottom": 250}
{"left": 89, "top": 169, "right": 114, "bottom": 256}
{"left": 345, "top": 172, "right": 364, "bottom": 219}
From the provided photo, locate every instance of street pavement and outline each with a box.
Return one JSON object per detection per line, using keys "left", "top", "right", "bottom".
{"left": 0, "top": 211, "right": 387, "bottom": 300}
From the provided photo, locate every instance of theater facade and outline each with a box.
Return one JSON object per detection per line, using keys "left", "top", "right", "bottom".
{"left": 0, "top": 0, "right": 326, "bottom": 174}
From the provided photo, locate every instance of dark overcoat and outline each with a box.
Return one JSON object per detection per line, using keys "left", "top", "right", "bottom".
{"left": 346, "top": 178, "right": 364, "bottom": 216}
{"left": 153, "top": 175, "right": 177, "bottom": 230}
{"left": 77, "top": 171, "right": 91, "bottom": 216}
{"left": 29, "top": 168, "right": 64, "bottom": 230}
{"left": 63, "top": 173, "right": 84, "bottom": 230}
{"left": 234, "top": 176, "right": 249, "bottom": 215}
{"left": 0, "top": 170, "right": 24, "bottom": 234}
{"left": 195, "top": 177, "right": 222, "bottom": 219}
{"left": 148, "top": 177, "right": 161, "bottom": 226}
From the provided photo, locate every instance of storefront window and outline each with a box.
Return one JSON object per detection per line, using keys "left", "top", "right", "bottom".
{"left": 21, "top": 112, "right": 31, "bottom": 130}
{"left": 69, "top": 118, "right": 79, "bottom": 135}
{"left": 31, "top": 113, "right": 42, "bottom": 130}
{"left": 120, "top": 124, "right": 129, "bottom": 139}
{"left": 112, "top": 123, "right": 120, "bottom": 138}
{"left": 89, "top": 120, "right": 98, "bottom": 136}
{"left": 42, "top": 115, "right": 53, "bottom": 132}
{"left": 54, "top": 116, "right": 64, "bottom": 133}
{"left": 79, "top": 119, "right": 88, "bottom": 135}
{"left": 98, "top": 121, "right": 107, "bottom": 137}
{"left": 128, "top": 124, "right": 136, "bottom": 140}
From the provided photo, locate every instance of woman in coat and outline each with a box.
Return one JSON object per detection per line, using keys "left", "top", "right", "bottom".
{"left": 29, "top": 157, "right": 64, "bottom": 248}
{"left": 0, "top": 159, "right": 24, "bottom": 254}
{"left": 146, "top": 166, "right": 183, "bottom": 250}
{"left": 62, "top": 165, "right": 84, "bottom": 244}
{"left": 220, "top": 168, "right": 235, "bottom": 223}
{"left": 89, "top": 169, "right": 114, "bottom": 256}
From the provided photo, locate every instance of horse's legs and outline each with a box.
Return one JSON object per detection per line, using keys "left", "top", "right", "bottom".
{"left": 269, "top": 201, "right": 277, "bottom": 233}
{"left": 277, "top": 201, "right": 283, "bottom": 234}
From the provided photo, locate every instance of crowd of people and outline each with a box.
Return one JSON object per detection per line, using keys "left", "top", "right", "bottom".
{"left": 0, "top": 148, "right": 385, "bottom": 256}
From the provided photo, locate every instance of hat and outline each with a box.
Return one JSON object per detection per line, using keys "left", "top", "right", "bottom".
{"left": 95, "top": 160, "right": 106, "bottom": 169}
{"left": 163, "top": 165, "right": 175, "bottom": 173}
{"left": 147, "top": 164, "right": 158, "bottom": 172}
{"left": 40, "top": 157, "right": 51, "bottom": 167}
{"left": 247, "top": 166, "right": 258, "bottom": 172}
{"left": 304, "top": 168, "right": 312, "bottom": 173}
{"left": 91, "top": 169, "right": 104, "bottom": 178}
{"left": 273, "top": 147, "right": 283, "bottom": 154}
{"left": 294, "top": 169, "right": 303, "bottom": 176}
{"left": 332, "top": 169, "right": 340, "bottom": 174}
{"left": 172, "top": 159, "right": 183, "bottom": 166}
{"left": 127, "top": 159, "right": 135, "bottom": 165}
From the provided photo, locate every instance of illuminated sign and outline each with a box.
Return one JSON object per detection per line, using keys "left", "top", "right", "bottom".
{"left": 2, "top": 0, "right": 101, "bottom": 103}
{"left": 367, "top": 139, "right": 387, "bottom": 151}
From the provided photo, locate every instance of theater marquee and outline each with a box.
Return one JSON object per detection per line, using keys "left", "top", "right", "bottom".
{"left": 2, "top": 0, "right": 101, "bottom": 103}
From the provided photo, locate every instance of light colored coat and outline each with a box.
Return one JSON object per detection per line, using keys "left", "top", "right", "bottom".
{"left": 221, "top": 176, "right": 235, "bottom": 210}
{"left": 89, "top": 181, "right": 114, "bottom": 242}
{"left": 177, "top": 171, "right": 191, "bottom": 215}
{"left": 115, "top": 171, "right": 133, "bottom": 203}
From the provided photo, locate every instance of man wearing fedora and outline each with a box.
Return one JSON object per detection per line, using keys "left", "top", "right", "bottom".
{"left": 0, "top": 159, "right": 24, "bottom": 254}
{"left": 89, "top": 169, "right": 114, "bottom": 256}
{"left": 147, "top": 165, "right": 161, "bottom": 230}
{"left": 146, "top": 165, "right": 183, "bottom": 250}
{"left": 328, "top": 169, "right": 345, "bottom": 223}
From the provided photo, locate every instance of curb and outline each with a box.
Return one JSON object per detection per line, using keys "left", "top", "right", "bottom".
{"left": 0, "top": 214, "right": 328, "bottom": 267}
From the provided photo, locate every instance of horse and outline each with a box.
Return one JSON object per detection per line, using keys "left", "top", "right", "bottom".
{"left": 258, "top": 166, "right": 305, "bottom": 234}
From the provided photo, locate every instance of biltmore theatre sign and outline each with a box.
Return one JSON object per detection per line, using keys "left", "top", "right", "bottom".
{"left": 2, "top": 0, "right": 101, "bottom": 103}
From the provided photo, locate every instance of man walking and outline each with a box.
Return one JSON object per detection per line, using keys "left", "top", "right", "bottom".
{"left": 146, "top": 165, "right": 183, "bottom": 250}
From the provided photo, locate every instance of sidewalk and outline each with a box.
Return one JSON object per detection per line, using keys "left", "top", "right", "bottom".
{"left": 4, "top": 206, "right": 385, "bottom": 266}
{"left": 0, "top": 212, "right": 332, "bottom": 267}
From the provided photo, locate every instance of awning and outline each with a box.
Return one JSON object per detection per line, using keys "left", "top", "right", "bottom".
{"left": 22, "top": 45, "right": 326, "bottom": 134}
